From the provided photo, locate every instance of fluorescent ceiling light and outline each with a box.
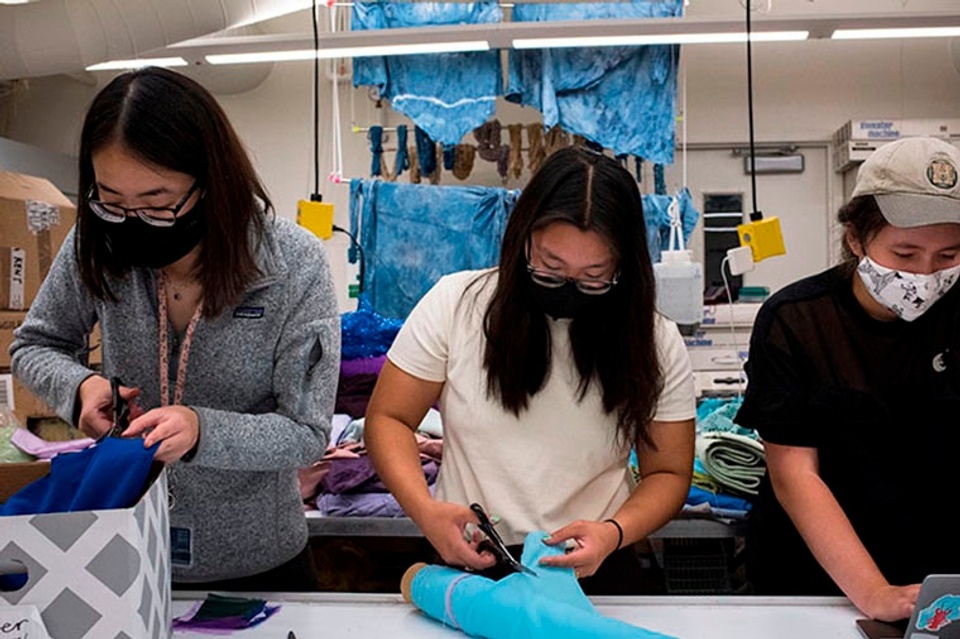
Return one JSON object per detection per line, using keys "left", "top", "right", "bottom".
{"left": 832, "top": 26, "right": 960, "bottom": 40}
{"left": 86, "top": 57, "right": 188, "bottom": 71}
{"left": 206, "top": 40, "right": 489, "bottom": 64}
{"left": 0, "top": 0, "right": 31, "bottom": 4}
{"left": 513, "top": 30, "right": 808, "bottom": 49}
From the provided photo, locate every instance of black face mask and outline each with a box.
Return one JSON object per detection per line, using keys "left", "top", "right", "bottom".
{"left": 528, "top": 277, "right": 608, "bottom": 320}
{"left": 101, "top": 200, "right": 207, "bottom": 269}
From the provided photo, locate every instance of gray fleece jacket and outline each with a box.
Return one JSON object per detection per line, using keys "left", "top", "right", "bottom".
{"left": 11, "top": 217, "right": 340, "bottom": 582}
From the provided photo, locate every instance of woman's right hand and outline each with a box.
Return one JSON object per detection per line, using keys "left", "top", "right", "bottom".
{"left": 860, "top": 583, "right": 921, "bottom": 623}
{"left": 414, "top": 500, "right": 497, "bottom": 571}
{"left": 77, "top": 375, "right": 141, "bottom": 438}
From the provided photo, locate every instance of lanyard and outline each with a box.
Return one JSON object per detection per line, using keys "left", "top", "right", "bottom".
{"left": 157, "top": 270, "right": 204, "bottom": 407}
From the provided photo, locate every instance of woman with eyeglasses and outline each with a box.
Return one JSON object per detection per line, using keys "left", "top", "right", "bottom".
{"left": 9, "top": 67, "right": 340, "bottom": 591}
{"left": 365, "top": 146, "right": 696, "bottom": 594}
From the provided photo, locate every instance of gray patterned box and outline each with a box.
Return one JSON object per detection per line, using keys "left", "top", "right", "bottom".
{"left": 0, "top": 463, "right": 170, "bottom": 639}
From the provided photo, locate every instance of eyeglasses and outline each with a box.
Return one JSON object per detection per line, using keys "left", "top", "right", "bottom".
{"left": 526, "top": 264, "right": 619, "bottom": 295}
{"left": 87, "top": 182, "right": 201, "bottom": 228}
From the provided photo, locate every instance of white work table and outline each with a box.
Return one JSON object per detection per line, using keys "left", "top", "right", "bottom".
{"left": 172, "top": 593, "right": 864, "bottom": 638}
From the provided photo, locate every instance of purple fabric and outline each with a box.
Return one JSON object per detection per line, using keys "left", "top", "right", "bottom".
{"left": 335, "top": 373, "right": 378, "bottom": 418}
{"left": 340, "top": 355, "right": 388, "bottom": 378}
{"left": 321, "top": 456, "right": 438, "bottom": 494}
{"left": 172, "top": 602, "right": 280, "bottom": 634}
{"left": 318, "top": 491, "right": 406, "bottom": 517}
{"left": 11, "top": 427, "right": 95, "bottom": 459}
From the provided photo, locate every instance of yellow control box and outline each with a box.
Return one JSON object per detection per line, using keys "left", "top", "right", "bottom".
{"left": 297, "top": 199, "right": 335, "bottom": 240}
{"left": 738, "top": 216, "right": 786, "bottom": 262}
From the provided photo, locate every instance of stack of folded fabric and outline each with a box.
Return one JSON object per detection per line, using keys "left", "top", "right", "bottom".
{"left": 694, "top": 432, "right": 765, "bottom": 499}
{"left": 299, "top": 409, "right": 443, "bottom": 517}
{"left": 678, "top": 397, "right": 765, "bottom": 519}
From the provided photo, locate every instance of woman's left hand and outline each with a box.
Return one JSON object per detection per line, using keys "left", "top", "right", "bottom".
{"left": 124, "top": 406, "right": 199, "bottom": 464}
{"left": 539, "top": 519, "right": 621, "bottom": 579}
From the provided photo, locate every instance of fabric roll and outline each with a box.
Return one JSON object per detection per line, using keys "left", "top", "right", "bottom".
{"left": 409, "top": 532, "right": 676, "bottom": 639}
{"left": 695, "top": 431, "right": 766, "bottom": 497}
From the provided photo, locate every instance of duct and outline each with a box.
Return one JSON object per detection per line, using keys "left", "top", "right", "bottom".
{"left": 0, "top": 0, "right": 311, "bottom": 81}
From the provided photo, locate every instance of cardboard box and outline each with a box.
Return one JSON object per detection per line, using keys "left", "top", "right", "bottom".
{"left": 0, "top": 372, "right": 57, "bottom": 427}
{"left": 0, "top": 171, "right": 76, "bottom": 311}
{"left": 1, "top": 312, "right": 102, "bottom": 369}
{"left": 0, "top": 462, "right": 171, "bottom": 638}
{"left": 0, "top": 310, "right": 27, "bottom": 369}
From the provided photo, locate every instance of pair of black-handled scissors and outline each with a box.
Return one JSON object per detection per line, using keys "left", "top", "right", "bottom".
{"left": 100, "top": 376, "right": 130, "bottom": 440}
{"left": 469, "top": 503, "right": 537, "bottom": 576}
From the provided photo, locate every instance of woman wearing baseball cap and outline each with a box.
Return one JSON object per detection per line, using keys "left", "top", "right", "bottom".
{"left": 735, "top": 137, "right": 960, "bottom": 621}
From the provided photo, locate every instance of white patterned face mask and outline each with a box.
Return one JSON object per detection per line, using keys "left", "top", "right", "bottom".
{"left": 856, "top": 256, "right": 960, "bottom": 322}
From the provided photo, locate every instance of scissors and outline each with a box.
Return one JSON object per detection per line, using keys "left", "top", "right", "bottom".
{"left": 469, "top": 503, "right": 537, "bottom": 576}
{"left": 99, "top": 376, "right": 130, "bottom": 440}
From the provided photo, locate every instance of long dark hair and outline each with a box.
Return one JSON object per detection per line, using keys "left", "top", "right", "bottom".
{"left": 837, "top": 194, "right": 888, "bottom": 276}
{"left": 481, "top": 147, "right": 663, "bottom": 448}
{"left": 76, "top": 67, "right": 271, "bottom": 317}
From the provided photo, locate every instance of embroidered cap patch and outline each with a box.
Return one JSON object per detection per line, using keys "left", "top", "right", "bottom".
{"left": 926, "top": 156, "right": 959, "bottom": 190}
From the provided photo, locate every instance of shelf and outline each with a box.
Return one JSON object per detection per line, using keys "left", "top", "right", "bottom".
{"left": 305, "top": 514, "right": 744, "bottom": 539}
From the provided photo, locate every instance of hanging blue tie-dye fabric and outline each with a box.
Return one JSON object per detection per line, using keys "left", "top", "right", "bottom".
{"left": 352, "top": 2, "right": 503, "bottom": 145}
{"left": 349, "top": 179, "right": 519, "bottom": 319}
{"left": 642, "top": 188, "right": 700, "bottom": 263}
{"left": 507, "top": 1, "right": 682, "bottom": 163}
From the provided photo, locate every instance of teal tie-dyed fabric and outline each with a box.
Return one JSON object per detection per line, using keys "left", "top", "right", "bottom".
{"left": 351, "top": 2, "right": 503, "bottom": 145}
{"left": 349, "top": 179, "right": 518, "bottom": 319}
{"left": 506, "top": 1, "right": 683, "bottom": 163}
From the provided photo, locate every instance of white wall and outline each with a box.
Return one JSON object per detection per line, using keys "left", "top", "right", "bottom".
{"left": 6, "top": 1, "right": 960, "bottom": 308}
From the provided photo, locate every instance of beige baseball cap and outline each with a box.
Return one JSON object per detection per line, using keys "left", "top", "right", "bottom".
{"left": 851, "top": 136, "right": 960, "bottom": 227}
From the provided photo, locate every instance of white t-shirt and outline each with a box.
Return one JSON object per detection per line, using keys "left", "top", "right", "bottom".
{"left": 388, "top": 269, "right": 696, "bottom": 544}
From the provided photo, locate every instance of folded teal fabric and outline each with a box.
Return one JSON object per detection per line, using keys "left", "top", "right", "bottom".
{"left": 410, "top": 532, "right": 677, "bottom": 639}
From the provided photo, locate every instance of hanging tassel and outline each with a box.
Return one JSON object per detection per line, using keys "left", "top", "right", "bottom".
{"left": 368, "top": 126, "right": 384, "bottom": 177}
{"left": 394, "top": 125, "right": 410, "bottom": 179}
{"left": 526, "top": 123, "right": 545, "bottom": 173}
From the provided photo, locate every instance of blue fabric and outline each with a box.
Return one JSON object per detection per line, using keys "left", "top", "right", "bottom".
{"left": 443, "top": 144, "right": 457, "bottom": 171}
{"left": 696, "top": 396, "right": 757, "bottom": 439}
{"left": 506, "top": 1, "right": 682, "bottom": 162}
{"left": 369, "top": 125, "right": 384, "bottom": 177}
{"left": 1, "top": 437, "right": 157, "bottom": 515}
{"left": 415, "top": 126, "right": 437, "bottom": 176}
{"left": 349, "top": 179, "right": 518, "bottom": 319}
{"left": 410, "top": 531, "right": 677, "bottom": 638}
{"left": 642, "top": 188, "right": 699, "bottom": 263}
{"left": 653, "top": 164, "right": 667, "bottom": 195}
{"left": 341, "top": 294, "right": 404, "bottom": 360}
{"left": 686, "top": 484, "right": 752, "bottom": 513}
{"left": 352, "top": 2, "right": 503, "bottom": 145}
{"left": 394, "top": 125, "right": 410, "bottom": 178}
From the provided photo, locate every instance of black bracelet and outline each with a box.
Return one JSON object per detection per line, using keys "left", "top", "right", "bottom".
{"left": 603, "top": 518, "right": 624, "bottom": 551}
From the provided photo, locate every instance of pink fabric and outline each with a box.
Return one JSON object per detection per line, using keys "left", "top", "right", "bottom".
{"left": 11, "top": 428, "right": 95, "bottom": 460}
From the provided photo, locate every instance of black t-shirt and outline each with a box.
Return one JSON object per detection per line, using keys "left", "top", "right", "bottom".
{"left": 735, "top": 265, "right": 960, "bottom": 595}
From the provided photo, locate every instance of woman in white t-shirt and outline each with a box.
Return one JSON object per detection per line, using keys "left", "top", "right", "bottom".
{"left": 365, "top": 146, "right": 696, "bottom": 594}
